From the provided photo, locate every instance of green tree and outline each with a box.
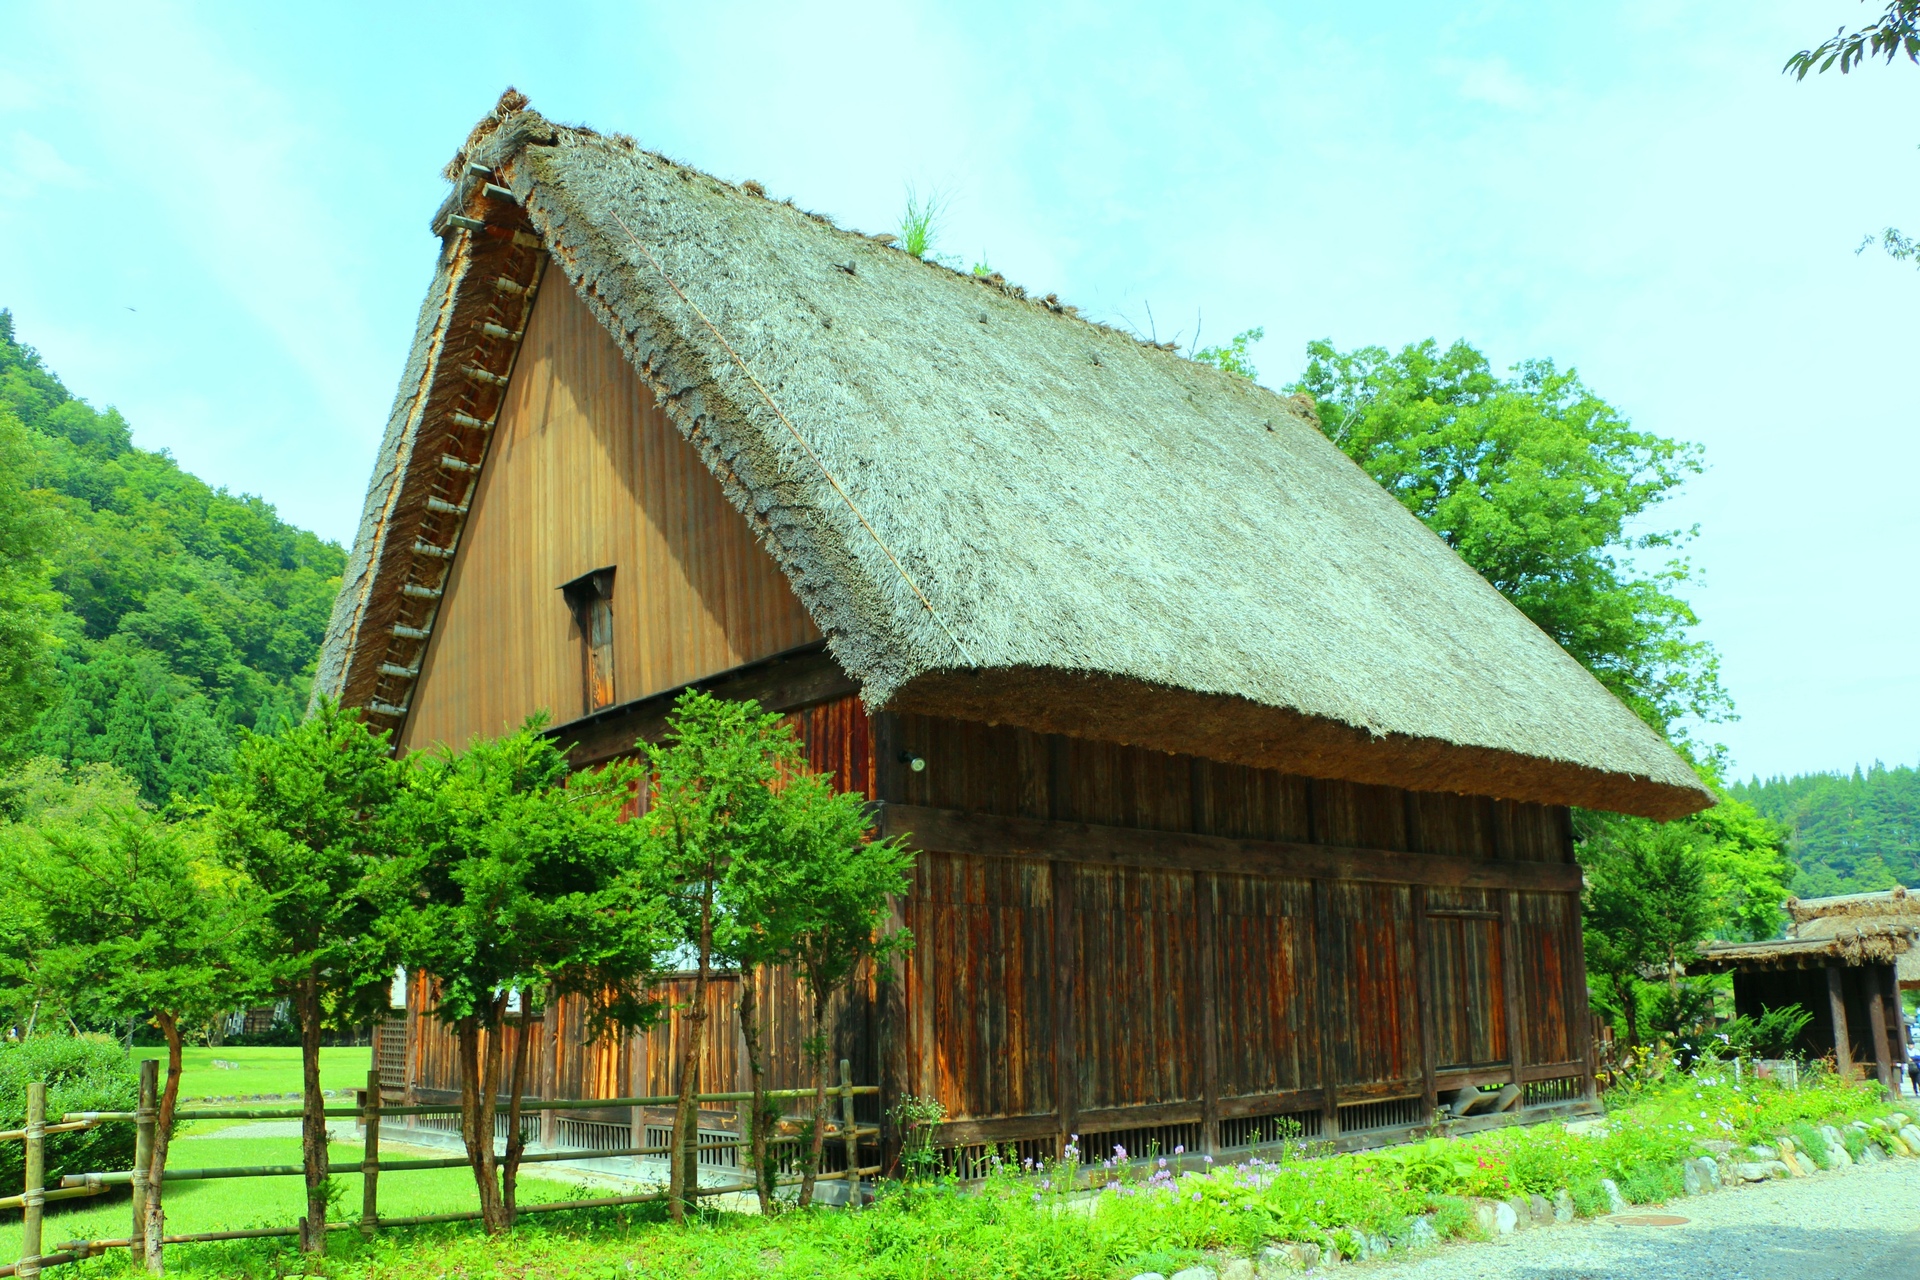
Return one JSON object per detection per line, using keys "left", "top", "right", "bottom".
{"left": 389, "top": 719, "right": 673, "bottom": 1232}
{"left": 0, "top": 398, "right": 59, "bottom": 757}
{"left": 770, "top": 766, "right": 912, "bottom": 1208}
{"left": 206, "top": 703, "right": 403, "bottom": 1255}
{"left": 1733, "top": 760, "right": 1920, "bottom": 895}
{"left": 1786, "top": 2, "right": 1920, "bottom": 268}
{"left": 1580, "top": 817, "right": 1716, "bottom": 1047}
{"left": 637, "top": 691, "right": 792, "bottom": 1223}
{"left": 1, "top": 783, "right": 261, "bottom": 1270}
{"left": 1293, "top": 338, "right": 1725, "bottom": 740}
{"left": 1194, "top": 326, "right": 1264, "bottom": 380}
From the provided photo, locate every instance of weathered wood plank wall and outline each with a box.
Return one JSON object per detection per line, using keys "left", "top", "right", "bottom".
{"left": 404, "top": 694, "right": 1592, "bottom": 1157}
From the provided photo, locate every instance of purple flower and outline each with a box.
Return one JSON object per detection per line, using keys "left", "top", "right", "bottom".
{"left": 1114, "top": 1144, "right": 1127, "bottom": 1159}
{"left": 1175, "top": 1145, "right": 1185, "bottom": 1155}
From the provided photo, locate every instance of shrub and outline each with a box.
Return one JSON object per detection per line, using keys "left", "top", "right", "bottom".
{"left": 0, "top": 1033, "right": 139, "bottom": 1200}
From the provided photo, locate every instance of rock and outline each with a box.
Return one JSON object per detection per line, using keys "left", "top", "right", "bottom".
{"left": 1367, "top": 1234, "right": 1391, "bottom": 1258}
{"left": 1552, "top": 1189, "right": 1575, "bottom": 1223}
{"left": 1861, "top": 1141, "right": 1885, "bottom": 1164}
{"left": 1407, "top": 1216, "right": 1439, "bottom": 1249}
{"left": 1775, "top": 1142, "right": 1806, "bottom": 1176}
{"left": 1169, "top": 1270, "right": 1215, "bottom": 1280}
{"left": 1733, "top": 1160, "right": 1789, "bottom": 1182}
{"left": 1697, "top": 1139, "right": 1735, "bottom": 1156}
{"left": 1504, "top": 1197, "right": 1532, "bottom": 1230}
{"left": 1747, "top": 1145, "right": 1779, "bottom": 1161}
{"left": 1899, "top": 1125, "right": 1920, "bottom": 1154}
{"left": 1219, "top": 1260, "right": 1255, "bottom": 1280}
{"left": 1682, "top": 1159, "right": 1709, "bottom": 1196}
{"left": 1563, "top": 1118, "right": 1609, "bottom": 1137}
{"left": 1600, "top": 1178, "right": 1629, "bottom": 1213}
{"left": 1260, "top": 1242, "right": 1318, "bottom": 1273}
{"left": 1130, "top": 1273, "right": 1167, "bottom": 1280}
{"left": 1527, "top": 1193, "right": 1553, "bottom": 1224}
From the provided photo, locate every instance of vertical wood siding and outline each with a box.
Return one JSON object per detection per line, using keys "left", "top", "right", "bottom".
{"left": 399, "top": 273, "right": 818, "bottom": 753}
{"left": 403, "top": 698, "right": 1593, "bottom": 1146}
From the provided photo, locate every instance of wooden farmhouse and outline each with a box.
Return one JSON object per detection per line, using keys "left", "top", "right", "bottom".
{"left": 317, "top": 95, "right": 1713, "bottom": 1169}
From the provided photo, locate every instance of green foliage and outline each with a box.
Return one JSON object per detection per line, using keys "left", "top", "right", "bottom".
{"left": 898, "top": 186, "right": 942, "bottom": 260}
{"left": 1580, "top": 813, "right": 1716, "bottom": 1044}
{"left": 0, "top": 1033, "right": 138, "bottom": 1197}
{"left": 1785, "top": 1, "right": 1920, "bottom": 78}
{"left": 0, "top": 387, "right": 60, "bottom": 757}
{"left": 1731, "top": 762, "right": 1920, "bottom": 895}
{"left": 1194, "top": 326, "right": 1264, "bottom": 380}
{"left": 1293, "top": 338, "right": 1723, "bottom": 740}
{"left": 1718, "top": 1005, "right": 1817, "bottom": 1060}
{"left": 207, "top": 703, "right": 404, "bottom": 1035}
{"left": 392, "top": 717, "right": 673, "bottom": 1035}
{"left": 0, "top": 767, "right": 262, "bottom": 1045}
{"left": 0, "top": 310, "right": 344, "bottom": 804}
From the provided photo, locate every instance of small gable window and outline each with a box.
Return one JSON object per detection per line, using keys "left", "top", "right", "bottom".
{"left": 559, "top": 566, "right": 617, "bottom": 714}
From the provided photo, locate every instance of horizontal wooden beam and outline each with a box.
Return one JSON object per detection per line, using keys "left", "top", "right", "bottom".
{"left": 1074, "top": 1100, "right": 1204, "bottom": 1132}
{"left": 878, "top": 804, "right": 1584, "bottom": 893}
{"left": 1334, "top": 1078, "right": 1424, "bottom": 1104}
{"left": 551, "top": 643, "right": 856, "bottom": 768}
{"left": 1215, "top": 1088, "right": 1326, "bottom": 1121}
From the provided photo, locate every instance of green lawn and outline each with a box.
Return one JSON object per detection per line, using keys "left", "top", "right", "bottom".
{"left": 128, "top": 1047, "right": 372, "bottom": 1101}
{"left": 0, "top": 1125, "right": 593, "bottom": 1261}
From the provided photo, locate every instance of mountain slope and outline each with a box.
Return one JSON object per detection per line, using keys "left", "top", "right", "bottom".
{"left": 0, "top": 310, "right": 344, "bottom": 802}
{"left": 1731, "top": 763, "right": 1920, "bottom": 896}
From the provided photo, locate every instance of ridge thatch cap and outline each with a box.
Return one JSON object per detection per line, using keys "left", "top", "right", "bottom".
{"left": 1788, "top": 886, "right": 1915, "bottom": 933}
{"left": 320, "top": 95, "right": 1713, "bottom": 820}
{"left": 1689, "top": 922, "right": 1920, "bottom": 972}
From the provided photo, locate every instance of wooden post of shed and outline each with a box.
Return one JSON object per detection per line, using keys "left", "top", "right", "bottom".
{"left": 1827, "top": 966, "right": 1853, "bottom": 1080}
{"left": 1499, "top": 890, "right": 1526, "bottom": 1100}
{"left": 1051, "top": 858, "right": 1078, "bottom": 1153}
{"left": 1884, "top": 964, "right": 1911, "bottom": 1082}
{"left": 1312, "top": 880, "right": 1340, "bottom": 1140}
{"left": 1867, "top": 971, "right": 1894, "bottom": 1091}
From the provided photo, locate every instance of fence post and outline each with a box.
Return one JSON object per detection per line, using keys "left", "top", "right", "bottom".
{"left": 838, "top": 1059, "right": 858, "bottom": 1209}
{"left": 131, "top": 1059, "right": 157, "bottom": 1264}
{"left": 360, "top": 1068, "right": 381, "bottom": 1238}
{"left": 19, "top": 1082, "right": 44, "bottom": 1280}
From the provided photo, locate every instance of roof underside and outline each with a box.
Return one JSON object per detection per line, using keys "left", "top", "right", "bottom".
{"left": 316, "top": 97, "right": 1712, "bottom": 819}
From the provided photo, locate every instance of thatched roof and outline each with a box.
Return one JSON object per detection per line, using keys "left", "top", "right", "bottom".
{"left": 316, "top": 95, "right": 1710, "bottom": 819}
{"left": 1688, "top": 922, "right": 1920, "bottom": 974}
{"left": 1785, "top": 887, "right": 1919, "bottom": 982}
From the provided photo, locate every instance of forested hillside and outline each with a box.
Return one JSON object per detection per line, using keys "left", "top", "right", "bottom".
{"left": 0, "top": 310, "right": 343, "bottom": 803}
{"left": 1731, "top": 763, "right": 1920, "bottom": 897}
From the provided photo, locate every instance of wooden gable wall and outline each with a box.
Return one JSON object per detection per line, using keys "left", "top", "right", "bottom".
{"left": 399, "top": 272, "right": 819, "bottom": 752}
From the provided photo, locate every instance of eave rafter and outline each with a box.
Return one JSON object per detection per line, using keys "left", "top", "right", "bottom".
{"left": 346, "top": 163, "right": 549, "bottom": 735}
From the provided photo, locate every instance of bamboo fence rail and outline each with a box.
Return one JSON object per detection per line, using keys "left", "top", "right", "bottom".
{"left": 3, "top": 1059, "right": 880, "bottom": 1277}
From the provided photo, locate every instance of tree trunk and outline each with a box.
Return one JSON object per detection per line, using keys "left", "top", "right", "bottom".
{"left": 501, "top": 1003, "right": 536, "bottom": 1226}
{"left": 738, "top": 973, "right": 775, "bottom": 1215}
{"left": 143, "top": 1013, "right": 184, "bottom": 1273}
{"left": 457, "top": 1004, "right": 509, "bottom": 1234}
{"left": 669, "top": 884, "right": 714, "bottom": 1224}
{"left": 298, "top": 974, "right": 330, "bottom": 1255}
{"left": 1621, "top": 977, "right": 1641, "bottom": 1050}
{"left": 799, "top": 990, "right": 829, "bottom": 1209}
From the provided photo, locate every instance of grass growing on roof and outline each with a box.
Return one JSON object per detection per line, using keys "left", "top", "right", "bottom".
{"left": 8, "top": 1069, "right": 1911, "bottom": 1278}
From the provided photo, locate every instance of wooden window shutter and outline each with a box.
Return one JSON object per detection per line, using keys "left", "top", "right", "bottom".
{"left": 559, "top": 567, "right": 617, "bottom": 714}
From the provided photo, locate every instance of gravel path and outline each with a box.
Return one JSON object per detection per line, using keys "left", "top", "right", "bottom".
{"left": 1363, "top": 1157, "right": 1920, "bottom": 1280}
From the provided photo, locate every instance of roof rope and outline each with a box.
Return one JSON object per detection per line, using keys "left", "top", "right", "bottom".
{"left": 609, "top": 212, "right": 978, "bottom": 667}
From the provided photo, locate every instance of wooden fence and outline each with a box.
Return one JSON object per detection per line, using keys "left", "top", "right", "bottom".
{"left": 2, "top": 1059, "right": 879, "bottom": 1278}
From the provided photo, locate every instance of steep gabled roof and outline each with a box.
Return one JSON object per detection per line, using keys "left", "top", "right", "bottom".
{"left": 317, "top": 96, "right": 1710, "bottom": 819}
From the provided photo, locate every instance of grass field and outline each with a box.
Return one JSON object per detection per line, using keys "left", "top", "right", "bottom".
{"left": 3, "top": 1068, "right": 1912, "bottom": 1279}
{"left": 0, "top": 1120, "right": 596, "bottom": 1261}
{"left": 128, "top": 1047, "right": 372, "bottom": 1100}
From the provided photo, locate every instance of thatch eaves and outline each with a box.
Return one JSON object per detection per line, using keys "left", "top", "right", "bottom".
{"left": 317, "top": 98, "right": 1711, "bottom": 820}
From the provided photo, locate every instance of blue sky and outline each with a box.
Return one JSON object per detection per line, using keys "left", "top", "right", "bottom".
{"left": 2, "top": 1, "right": 1915, "bottom": 782}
